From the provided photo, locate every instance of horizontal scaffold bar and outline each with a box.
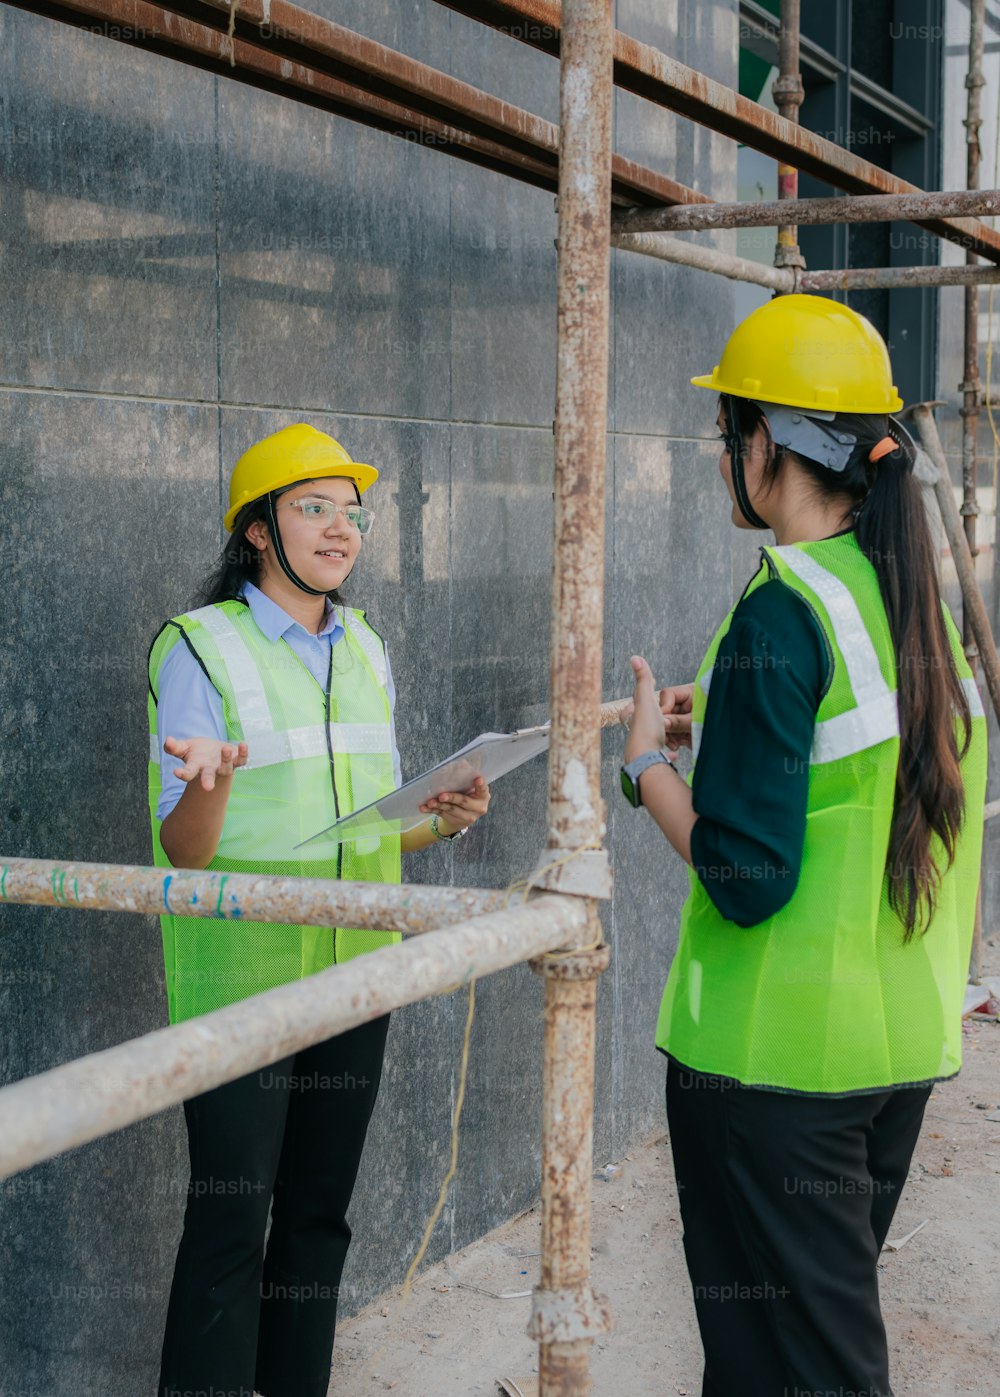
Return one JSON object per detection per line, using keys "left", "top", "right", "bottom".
{"left": 612, "top": 189, "right": 1000, "bottom": 236}
{"left": 0, "top": 895, "right": 588, "bottom": 1180}
{"left": 0, "top": 703, "right": 630, "bottom": 927}
{"left": 0, "top": 858, "right": 509, "bottom": 932}
{"left": 803, "top": 264, "right": 1000, "bottom": 291}
{"left": 612, "top": 233, "right": 1000, "bottom": 291}
{"left": 12, "top": 0, "right": 703, "bottom": 209}
{"left": 437, "top": 0, "right": 1000, "bottom": 264}
{"left": 612, "top": 231, "right": 790, "bottom": 289}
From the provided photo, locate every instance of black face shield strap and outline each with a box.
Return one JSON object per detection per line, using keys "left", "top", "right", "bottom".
{"left": 264, "top": 490, "right": 328, "bottom": 597}
{"left": 722, "top": 395, "right": 770, "bottom": 531}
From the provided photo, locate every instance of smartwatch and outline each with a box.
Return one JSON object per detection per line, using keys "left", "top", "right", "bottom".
{"left": 620, "top": 749, "right": 674, "bottom": 808}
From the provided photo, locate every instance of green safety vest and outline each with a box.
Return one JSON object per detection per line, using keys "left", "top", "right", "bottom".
{"left": 148, "top": 599, "right": 402, "bottom": 1024}
{"left": 656, "top": 532, "right": 988, "bottom": 1093}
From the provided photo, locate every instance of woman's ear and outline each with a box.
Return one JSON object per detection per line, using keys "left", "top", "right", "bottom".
{"left": 245, "top": 520, "right": 269, "bottom": 552}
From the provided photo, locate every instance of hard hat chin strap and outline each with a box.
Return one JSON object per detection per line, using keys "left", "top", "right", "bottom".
{"left": 723, "top": 396, "right": 770, "bottom": 531}
{"left": 264, "top": 491, "right": 328, "bottom": 597}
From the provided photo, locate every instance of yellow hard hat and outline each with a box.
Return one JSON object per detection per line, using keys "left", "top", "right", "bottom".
{"left": 691, "top": 294, "right": 903, "bottom": 415}
{"left": 224, "top": 423, "right": 379, "bottom": 532}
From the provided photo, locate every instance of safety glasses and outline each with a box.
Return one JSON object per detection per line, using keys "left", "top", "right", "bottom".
{"left": 284, "top": 496, "right": 375, "bottom": 536}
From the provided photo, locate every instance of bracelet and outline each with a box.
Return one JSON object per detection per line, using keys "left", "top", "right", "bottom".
{"left": 430, "top": 813, "right": 468, "bottom": 842}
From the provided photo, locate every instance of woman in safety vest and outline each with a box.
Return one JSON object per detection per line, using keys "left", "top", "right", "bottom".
{"left": 619, "top": 296, "right": 987, "bottom": 1397}
{"left": 148, "top": 423, "right": 491, "bottom": 1397}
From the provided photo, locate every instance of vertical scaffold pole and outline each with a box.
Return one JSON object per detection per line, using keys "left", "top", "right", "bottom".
{"left": 772, "top": 0, "right": 806, "bottom": 275}
{"left": 962, "top": 0, "right": 985, "bottom": 634}
{"left": 530, "top": 0, "right": 614, "bottom": 1392}
{"left": 962, "top": 0, "right": 987, "bottom": 983}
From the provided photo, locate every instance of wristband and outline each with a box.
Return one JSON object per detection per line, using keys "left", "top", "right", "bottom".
{"left": 620, "top": 749, "right": 674, "bottom": 808}
{"left": 430, "top": 813, "right": 468, "bottom": 842}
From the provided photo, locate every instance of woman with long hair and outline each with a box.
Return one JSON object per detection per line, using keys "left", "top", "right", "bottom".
{"left": 148, "top": 423, "right": 491, "bottom": 1397}
{"left": 618, "top": 296, "right": 987, "bottom": 1397}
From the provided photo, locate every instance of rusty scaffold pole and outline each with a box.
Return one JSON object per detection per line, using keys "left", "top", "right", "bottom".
{"left": 910, "top": 401, "right": 1000, "bottom": 985}
{"left": 528, "top": 0, "right": 614, "bottom": 1391}
{"left": 439, "top": 0, "right": 1000, "bottom": 260}
{"left": 962, "top": 0, "right": 987, "bottom": 983}
{"left": 772, "top": 0, "right": 805, "bottom": 276}
{"left": 610, "top": 232, "right": 1000, "bottom": 291}
{"left": 962, "top": 0, "right": 986, "bottom": 640}
{"left": 610, "top": 188, "right": 1000, "bottom": 235}
{"left": 909, "top": 403, "right": 1000, "bottom": 728}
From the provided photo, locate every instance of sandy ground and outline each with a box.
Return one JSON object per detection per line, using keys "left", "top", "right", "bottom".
{"left": 332, "top": 1010, "right": 1000, "bottom": 1396}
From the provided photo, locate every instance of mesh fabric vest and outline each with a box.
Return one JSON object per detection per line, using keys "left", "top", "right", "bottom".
{"left": 148, "top": 599, "right": 401, "bottom": 1024}
{"left": 656, "top": 531, "right": 988, "bottom": 1093}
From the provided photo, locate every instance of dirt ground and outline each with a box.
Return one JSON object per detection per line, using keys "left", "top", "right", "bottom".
{"left": 333, "top": 997, "right": 1000, "bottom": 1396}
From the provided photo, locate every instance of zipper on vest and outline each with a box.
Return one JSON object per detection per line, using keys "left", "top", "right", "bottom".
{"left": 323, "top": 645, "right": 343, "bottom": 963}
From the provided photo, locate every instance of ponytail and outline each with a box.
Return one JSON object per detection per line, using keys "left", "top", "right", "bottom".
{"left": 852, "top": 435, "right": 971, "bottom": 940}
{"left": 729, "top": 398, "right": 972, "bottom": 939}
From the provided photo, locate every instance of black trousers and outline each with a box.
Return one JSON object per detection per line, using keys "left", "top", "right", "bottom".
{"left": 158, "top": 1015, "right": 390, "bottom": 1397}
{"left": 665, "top": 1057, "right": 932, "bottom": 1397}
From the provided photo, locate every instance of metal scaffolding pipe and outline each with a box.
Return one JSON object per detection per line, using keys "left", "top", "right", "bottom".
{"left": 612, "top": 233, "right": 1000, "bottom": 292}
{"left": 438, "top": 0, "right": 1000, "bottom": 263}
{"left": 11, "top": 0, "right": 696, "bottom": 209}
{"left": 530, "top": 945, "right": 613, "bottom": 1385}
{"left": 0, "top": 895, "right": 587, "bottom": 1181}
{"left": 962, "top": 0, "right": 986, "bottom": 593}
{"left": 611, "top": 189, "right": 1000, "bottom": 236}
{"left": 961, "top": 0, "right": 988, "bottom": 985}
{"left": 612, "top": 230, "right": 793, "bottom": 289}
{"left": 910, "top": 405, "right": 1000, "bottom": 731}
{"left": 0, "top": 858, "right": 510, "bottom": 933}
{"left": 802, "top": 264, "right": 1000, "bottom": 291}
{"left": 772, "top": 0, "right": 805, "bottom": 274}
{"left": 531, "top": 1, "right": 615, "bottom": 1391}
{"left": 0, "top": 695, "right": 631, "bottom": 933}
{"left": 599, "top": 697, "right": 631, "bottom": 728}
{"left": 184, "top": 0, "right": 700, "bottom": 206}
{"left": 548, "top": 0, "right": 613, "bottom": 859}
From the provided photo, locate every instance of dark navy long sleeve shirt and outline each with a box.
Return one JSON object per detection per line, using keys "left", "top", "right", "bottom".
{"left": 689, "top": 571, "right": 832, "bottom": 928}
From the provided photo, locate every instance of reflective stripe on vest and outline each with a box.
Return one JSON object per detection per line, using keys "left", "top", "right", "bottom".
{"left": 188, "top": 604, "right": 274, "bottom": 737}
{"left": 963, "top": 675, "right": 985, "bottom": 718}
{"left": 769, "top": 544, "right": 899, "bottom": 765}
{"left": 691, "top": 548, "right": 901, "bottom": 766}
{"left": 340, "top": 607, "right": 387, "bottom": 688}
{"left": 169, "top": 603, "right": 392, "bottom": 765}
{"left": 149, "top": 722, "right": 392, "bottom": 768}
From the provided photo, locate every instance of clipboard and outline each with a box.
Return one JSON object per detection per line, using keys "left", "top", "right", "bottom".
{"left": 295, "top": 724, "right": 551, "bottom": 849}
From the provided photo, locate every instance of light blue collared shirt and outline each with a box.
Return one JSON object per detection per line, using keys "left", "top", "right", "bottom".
{"left": 154, "top": 581, "right": 400, "bottom": 820}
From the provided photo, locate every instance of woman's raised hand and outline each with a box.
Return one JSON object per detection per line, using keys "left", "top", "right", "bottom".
{"left": 619, "top": 676, "right": 694, "bottom": 752}
{"left": 420, "top": 776, "right": 491, "bottom": 834}
{"left": 659, "top": 681, "right": 694, "bottom": 752}
{"left": 163, "top": 736, "right": 249, "bottom": 792}
{"left": 624, "top": 657, "right": 669, "bottom": 764}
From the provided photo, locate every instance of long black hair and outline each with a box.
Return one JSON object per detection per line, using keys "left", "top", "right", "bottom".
{"left": 195, "top": 478, "right": 359, "bottom": 608}
{"left": 725, "top": 395, "right": 973, "bottom": 941}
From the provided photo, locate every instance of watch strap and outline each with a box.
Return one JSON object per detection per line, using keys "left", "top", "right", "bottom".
{"left": 620, "top": 749, "right": 673, "bottom": 808}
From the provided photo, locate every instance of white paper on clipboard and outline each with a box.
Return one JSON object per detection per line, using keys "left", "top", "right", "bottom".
{"left": 294, "top": 724, "right": 551, "bottom": 849}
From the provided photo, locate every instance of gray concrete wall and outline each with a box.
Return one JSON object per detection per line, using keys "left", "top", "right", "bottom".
{"left": 0, "top": 3, "right": 750, "bottom": 1392}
